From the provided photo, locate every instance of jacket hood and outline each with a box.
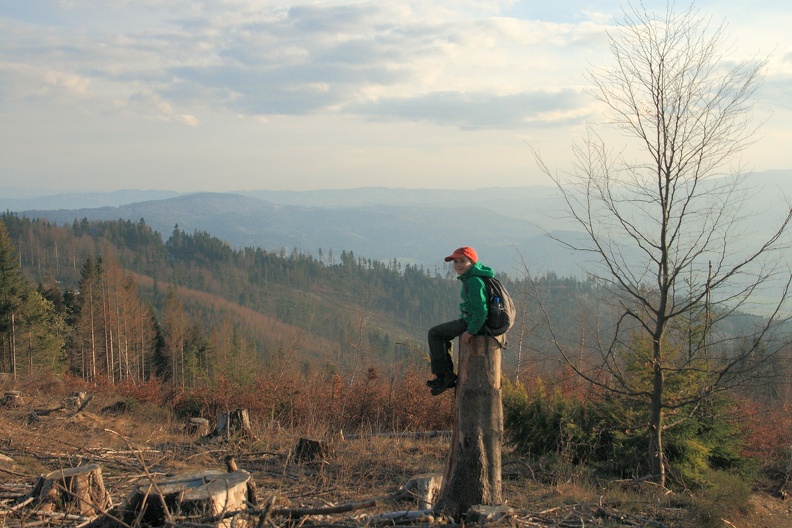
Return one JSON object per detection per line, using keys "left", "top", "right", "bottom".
{"left": 459, "top": 262, "right": 495, "bottom": 280}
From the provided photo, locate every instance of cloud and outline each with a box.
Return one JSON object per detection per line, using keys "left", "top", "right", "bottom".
{"left": 0, "top": 0, "right": 790, "bottom": 193}
{"left": 0, "top": 0, "right": 606, "bottom": 126}
{"left": 175, "top": 114, "right": 199, "bottom": 126}
{"left": 349, "top": 89, "right": 588, "bottom": 129}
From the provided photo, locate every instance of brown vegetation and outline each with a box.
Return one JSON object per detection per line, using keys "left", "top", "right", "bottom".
{"left": 1, "top": 374, "right": 791, "bottom": 527}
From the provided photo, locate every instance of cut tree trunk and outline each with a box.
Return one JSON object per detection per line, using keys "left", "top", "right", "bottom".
{"left": 433, "top": 335, "right": 503, "bottom": 519}
{"left": 34, "top": 464, "right": 112, "bottom": 516}
{"left": 120, "top": 469, "right": 253, "bottom": 527}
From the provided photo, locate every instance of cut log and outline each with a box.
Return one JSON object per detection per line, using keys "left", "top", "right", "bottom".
{"left": 433, "top": 334, "right": 503, "bottom": 519}
{"left": 34, "top": 464, "right": 112, "bottom": 516}
{"left": 212, "top": 408, "right": 253, "bottom": 439}
{"left": 293, "top": 437, "right": 333, "bottom": 463}
{"left": 120, "top": 469, "right": 252, "bottom": 527}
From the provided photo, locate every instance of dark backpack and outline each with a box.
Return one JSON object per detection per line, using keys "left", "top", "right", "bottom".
{"left": 466, "top": 276, "right": 516, "bottom": 337}
{"left": 481, "top": 276, "right": 516, "bottom": 336}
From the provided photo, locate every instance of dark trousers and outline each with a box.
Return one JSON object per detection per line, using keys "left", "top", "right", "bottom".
{"left": 428, "top": 318, "right": 467, "bottom": 377}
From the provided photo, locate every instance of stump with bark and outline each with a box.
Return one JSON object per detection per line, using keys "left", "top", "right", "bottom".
{"left": 65, "top": 391, "right": 88, "bottom": 411}
{"left": 212, "top": 408, "right": 253, "bottom": 439}
{"left": 433, "top": 334, "right": 503, "bottom": 518}
{"left": 186, "top": 417, "right": 210, "bottom": 437}
{"left": 120, "top": 469, "right": 253, "bottom": 527}
{"left": 2, "top": 390, "right": 22, "bottom": 407}
{"left": 293, "top": 437, "right": 334, "bottom": 463}
{"left": 395, "top": 473, "right": 443, "bottom": 509}
{"left": 33, "top": 464, "right": 112, "bottom": 516}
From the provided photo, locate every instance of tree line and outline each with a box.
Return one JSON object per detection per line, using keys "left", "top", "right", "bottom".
{"left": 0, "top": 212, "right": 593, "bottom": 387}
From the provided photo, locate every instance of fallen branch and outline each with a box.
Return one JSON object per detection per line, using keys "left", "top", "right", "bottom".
{"left": 273, "top": 499, "right": 377, "bottom": 518}
{"left": 194, "top": 498, "right": 378, "bottom": 525}
{"left": 342, "top": 431, "right": 450, "bottom": 440}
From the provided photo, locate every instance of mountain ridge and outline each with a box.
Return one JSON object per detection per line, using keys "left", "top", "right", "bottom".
{"left": 4, "top": 169, "right": 791, "bottom": 279}
{"left": 13, "top": 191, "right": 567, "bottom": 278}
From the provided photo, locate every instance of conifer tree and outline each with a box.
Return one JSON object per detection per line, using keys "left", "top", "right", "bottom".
{"left": 0, "top": 222, "right": 26, "bottom": 376}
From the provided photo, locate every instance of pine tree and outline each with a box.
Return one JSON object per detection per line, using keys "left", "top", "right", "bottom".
{"left": 0, "top": 222, "right": 27, "bottom": 376}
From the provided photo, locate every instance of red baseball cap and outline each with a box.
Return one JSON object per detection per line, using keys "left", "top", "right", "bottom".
{"left": 445, "top": 246, "right": 478, "bottom": 263}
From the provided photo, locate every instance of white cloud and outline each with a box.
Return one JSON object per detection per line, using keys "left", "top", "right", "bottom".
{"left": 0, "top": 0, "right": 790, "bottom": 192}
{"left": 175, "top": 114, "right": 199, "bottom": 126}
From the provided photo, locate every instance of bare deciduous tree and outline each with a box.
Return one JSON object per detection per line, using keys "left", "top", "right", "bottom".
{"left": 534, "top": 3, "right": 792, "bottom": 487}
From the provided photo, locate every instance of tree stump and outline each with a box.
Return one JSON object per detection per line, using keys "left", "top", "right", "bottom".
{"left": 433, "top": 335, "right": 503, "bottom": 519}
{"left": 34, "top": 464, "right": 112, "bottom": 515}
{"left": 65, "top": 391, "right": 88, "bottom": 411}
{"left": 293, "top": 437, "right": 333, "bottom": 463}
{"left": 396, "top": 473, "right": 443, "bottom": 509}
{"left": 186, "top": 417, "right": 210, "bottom": 437}
{"left": 212, "top": 408, "right": 253, "bottom": 439}
{"left": 2, "top": 391, "right": 22, "bottom": 407}
{"left": 120, "top": 469, "right": 253, "bottom": 527}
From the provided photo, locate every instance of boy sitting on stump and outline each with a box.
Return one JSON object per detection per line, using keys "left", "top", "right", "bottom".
{"left": 426, "top": 246, "right": 494, "bottom": 396}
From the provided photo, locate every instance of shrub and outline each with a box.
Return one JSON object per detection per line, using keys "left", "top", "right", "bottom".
{"left": 503, "top": 378, "right": 758, "bottom": 491}
{"left": 503, "top": 379, "right": 599, "bottom": 465}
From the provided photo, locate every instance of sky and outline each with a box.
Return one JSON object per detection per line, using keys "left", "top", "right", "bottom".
{"left": 0, "top": 0, "right": 790, "bottom": 194}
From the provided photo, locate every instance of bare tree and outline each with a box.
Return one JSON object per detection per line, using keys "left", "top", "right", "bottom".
{"left": 534, "top": 3, "right": 792, "bottom": 487}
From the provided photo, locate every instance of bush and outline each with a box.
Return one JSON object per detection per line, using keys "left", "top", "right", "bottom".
{"left": 503, "top": 379, "right": 600, "bottom": 465}
{"left": 688, "top": 469, "right": 753, "bottom": 527}
{"left": 503, "top": 378, "right": 758, "bottom": 492}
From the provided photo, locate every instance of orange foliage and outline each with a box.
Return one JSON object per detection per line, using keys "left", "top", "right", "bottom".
{"left": 80, "top": 364, "right": 456, "bottom": 435}
{"left": 734, "top": 395, "right": 792, "bottom": 463}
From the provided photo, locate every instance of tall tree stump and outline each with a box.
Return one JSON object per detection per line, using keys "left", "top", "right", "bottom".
{"left": 34, "top": 464, "right": 112, "bottom": 515}
{"left": 121, "top": 469, "right": 253, "bottom": 527}
{"left": 433, "top": 335, "right": 503, "bottom": 519}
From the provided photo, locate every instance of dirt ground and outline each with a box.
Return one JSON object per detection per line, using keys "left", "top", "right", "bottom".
{"left": 1, "top": 390, "right": 792, "bottom": 527}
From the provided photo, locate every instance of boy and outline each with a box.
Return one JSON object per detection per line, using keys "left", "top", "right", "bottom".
{"left": 426, "top": 246, "right": 494, "bottom": 396}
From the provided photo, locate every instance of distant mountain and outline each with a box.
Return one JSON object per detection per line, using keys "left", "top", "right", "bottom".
{"left": 0, "top": 189, "right": 180, "bottom": 211}
{"left": 15, "top": 191, "right": 583, "bottom": 278}
{"left": 7, "top": 169, "right": 792, "bottom": 279}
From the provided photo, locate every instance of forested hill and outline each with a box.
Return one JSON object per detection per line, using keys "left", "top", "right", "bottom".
{"left": 11, "top": 189, "right": 583, "bottom": 279}
{"left": 0, "top": 212, "right": 598, "bottom": 384}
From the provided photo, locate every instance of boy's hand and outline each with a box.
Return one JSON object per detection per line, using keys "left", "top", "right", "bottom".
{"left": 461, "top": 331, "right": 473, "bottom": 344}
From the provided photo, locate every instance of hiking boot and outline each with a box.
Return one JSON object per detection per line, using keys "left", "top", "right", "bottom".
{"left": 430, "top": 373, "right": 457, "bottom": 396}
{"left": 426, "top": 374, "right": 457, "bottom": 387}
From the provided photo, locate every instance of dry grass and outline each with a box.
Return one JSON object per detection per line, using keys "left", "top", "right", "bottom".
{"left": 1, "top": 376, "right": 791, "bottom": 527}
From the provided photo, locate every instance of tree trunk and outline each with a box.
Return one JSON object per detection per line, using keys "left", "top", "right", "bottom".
{"left": 650, "top": 343, "right": 665, "bottom": 487}
{"left": 10, "top": 312, "right": 15, "bottom": 379}
{"left": 433, "top": 335, "right": 503, "bottom": 519}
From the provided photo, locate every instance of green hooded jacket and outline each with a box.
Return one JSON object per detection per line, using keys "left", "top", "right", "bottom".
{"left": 457, "top": 262, "right": 494, "bottom": 335}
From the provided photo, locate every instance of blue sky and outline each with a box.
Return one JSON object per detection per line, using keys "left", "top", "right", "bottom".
{"left": 0, "top": 1, "right": 790, "bottom": 194}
